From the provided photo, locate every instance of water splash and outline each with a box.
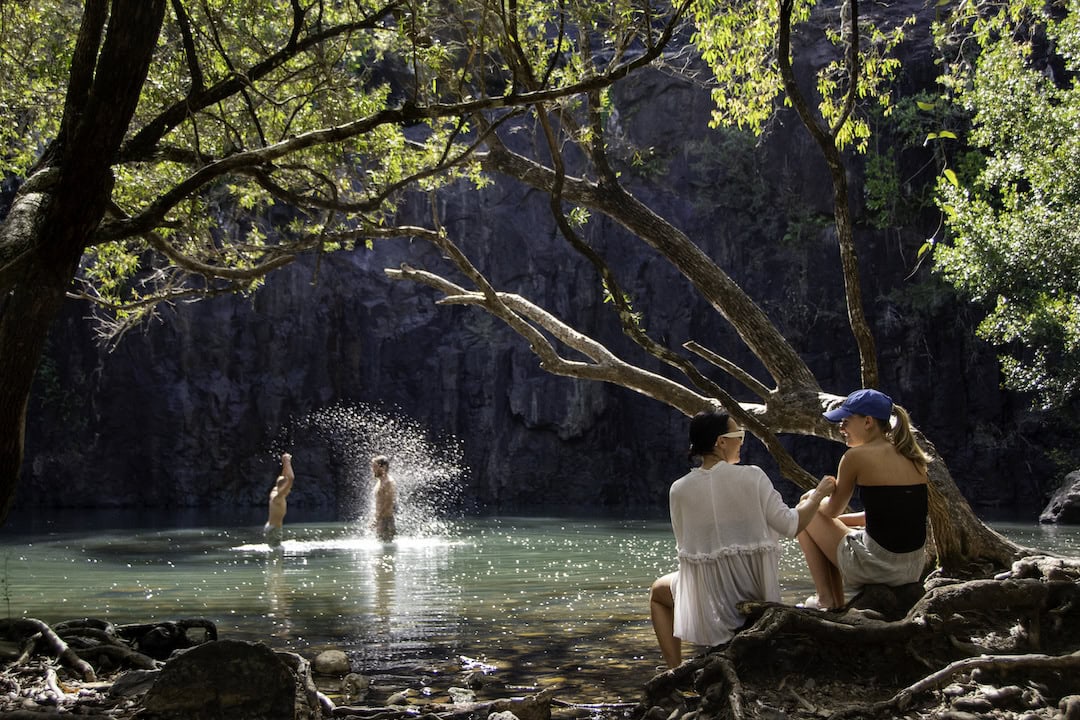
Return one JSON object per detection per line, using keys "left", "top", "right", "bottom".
{"left": 299, "top": 402, "right": 467, "bottom": 537}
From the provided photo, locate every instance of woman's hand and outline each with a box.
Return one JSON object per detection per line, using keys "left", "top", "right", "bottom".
{"left": 815, "top": 475, "right": 837, "bottom": 498}
{"left": 801, "top": 476, "right": 836, "bottom": 502}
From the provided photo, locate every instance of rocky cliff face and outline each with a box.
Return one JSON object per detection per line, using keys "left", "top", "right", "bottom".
{"left": 17, "top": 28, "right": 1068, "bottom": 521}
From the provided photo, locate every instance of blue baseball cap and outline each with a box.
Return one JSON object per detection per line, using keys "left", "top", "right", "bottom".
{"left": 823, "top": 388, "right": 894, "bottom": 422}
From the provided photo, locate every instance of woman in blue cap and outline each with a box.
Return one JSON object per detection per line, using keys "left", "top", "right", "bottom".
{"left": 797, "top": 389, "right": 930, "bottom": 610}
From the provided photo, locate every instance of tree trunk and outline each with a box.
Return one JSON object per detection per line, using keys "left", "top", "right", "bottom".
{"left": 923, "top": 436, "right": 1023, "bottom": 569}
{"left": 0, "top": 0, "right": 166, "bottom": 524}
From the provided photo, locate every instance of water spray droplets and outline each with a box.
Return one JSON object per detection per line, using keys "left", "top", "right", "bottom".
{"left": 302, "top": 402, "right": 466, "bottom": 538}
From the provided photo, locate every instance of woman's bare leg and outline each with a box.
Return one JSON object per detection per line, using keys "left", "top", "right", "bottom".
{"left": 798, "top": 512, "right": 851, "bottom": 609}
{"left": 649, "top": 573, "right": 681, "bottom": 668}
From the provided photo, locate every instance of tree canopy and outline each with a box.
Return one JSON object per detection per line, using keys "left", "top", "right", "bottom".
{"left": 1, "top": 0, "right": 684, "bottom": 335}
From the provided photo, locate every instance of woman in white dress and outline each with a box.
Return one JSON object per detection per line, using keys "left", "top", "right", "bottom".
{"left": 649, "top": 410, "right": 835, "bottom": 668}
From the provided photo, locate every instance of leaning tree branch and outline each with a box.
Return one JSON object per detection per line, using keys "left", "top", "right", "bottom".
{"left": 389, "top": 250, "right": 818, "bottom": 488}
{"left": 479, "top": 141, "right": 822, "bottom": 404}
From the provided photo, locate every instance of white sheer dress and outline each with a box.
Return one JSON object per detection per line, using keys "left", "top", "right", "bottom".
{"left": 669, "top": 462, "right": 799, "bottom": 647}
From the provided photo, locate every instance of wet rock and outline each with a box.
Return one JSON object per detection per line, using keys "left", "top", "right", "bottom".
{"left": 1040, "top": 470, "right": 1080, "bottom": 524}
{"left": 313, "top": 649, "right": 350, "bottom": 676}
{"left": 386, "top": 691, "right": 410, "bottom": 705}
{"left": 641, "top": 706, "right": 668, "bottom": 720}
{"left": 465, "top": 669, "right": 506, "bottom": 693}
{"left": 488, "top": 689, "right": 554, "bottom": 720}
{"left": 140, "top": 639, "right": 315, "bottom": 719}
{"left": 277, "top": 650, "right": 323, "bottom": 719}
{"left": 490, "top": 711, "right": 520, "bottom": 720}
{"left": 341, "top": 673, "right": 369, "bottom": 703}
{"left": 449, "top": 686, "right": 476, "bottom": 704}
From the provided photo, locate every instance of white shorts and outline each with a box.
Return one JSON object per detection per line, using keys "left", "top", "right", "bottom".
{"left": 836, "top": 530, "right": 925, "bottom": 588}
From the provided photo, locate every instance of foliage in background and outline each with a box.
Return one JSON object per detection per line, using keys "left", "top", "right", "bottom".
{"left": 863, "top": 92, "right": 967, "bottom": 231}
{"left": 933, "top": 0, "right": 1080, "bottom": 409}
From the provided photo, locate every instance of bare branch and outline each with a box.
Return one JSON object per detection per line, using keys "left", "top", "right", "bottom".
{"left": 684, "top": 341, "right": 772, "bottom": 401}
{"left": 386, "top": 236, "right": 819, "bottom": 488}
{"left": 390, "top": 262, "right": 715, "bottom": 416}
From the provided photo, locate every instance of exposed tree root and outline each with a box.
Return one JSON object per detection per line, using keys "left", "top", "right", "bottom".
{"left": 636, "top": 562, "right": 1080, "bottom": 720}
{"left": 0, "top": 618, "right": 96, "bottom": 681}
{"left": 1, "top": 616, "right": 219, "bottom": 683}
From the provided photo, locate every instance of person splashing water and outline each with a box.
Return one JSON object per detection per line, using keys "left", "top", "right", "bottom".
{"left": 371, "top": 455, "right": 397, "bottom": 542}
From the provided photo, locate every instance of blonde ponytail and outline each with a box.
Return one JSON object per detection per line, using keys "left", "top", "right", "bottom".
{"left": 888, "top": 405, "right": 931, "bottom": 474}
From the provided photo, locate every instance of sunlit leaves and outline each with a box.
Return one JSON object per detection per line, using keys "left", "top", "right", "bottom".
{"left": 0, "top": 0, "right": 78, "bottom": 176}
{"left": 691, "top": 0, "right": 793, "bottom": 133}
{"left": 932, "top": 0, "right": 1080, "bottom": 406}
{"left": 818, "top": 16, "right": 912, "bottom": 151}
{"left": 691, "top": 0, "right": 910, "bottom": 151}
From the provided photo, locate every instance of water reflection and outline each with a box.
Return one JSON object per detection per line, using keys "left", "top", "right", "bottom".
{"left": 265, "top": 549, "right": 291, "bottom": 640}
{"left": 2, "top": 517, "right": 1077, "bottom": 702}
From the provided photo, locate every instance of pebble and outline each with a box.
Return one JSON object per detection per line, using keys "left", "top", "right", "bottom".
{"left": 982, "top": 684, "right": 1023, "bottom": 707}
{"left": 386, "top": 691, "right": 409, "bottom": 705}
{"left": 313, "top": 649, "right": 351, "bottom": 676}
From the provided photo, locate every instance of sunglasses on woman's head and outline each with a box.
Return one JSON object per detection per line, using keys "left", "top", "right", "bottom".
{"left": 720, "top": 430, "right": 745, "bottom": 439}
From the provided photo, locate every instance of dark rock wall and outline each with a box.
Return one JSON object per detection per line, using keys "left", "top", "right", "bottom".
{"left": 18, "top": 33, "right": 1069, "bottom": 521}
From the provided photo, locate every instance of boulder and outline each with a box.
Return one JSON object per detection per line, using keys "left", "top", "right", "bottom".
{"left": 140, "top": 639, "right": 319, "bottom": 720}
{"left": 1039, "top": 470, "right": 1080, "bottom": 524}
